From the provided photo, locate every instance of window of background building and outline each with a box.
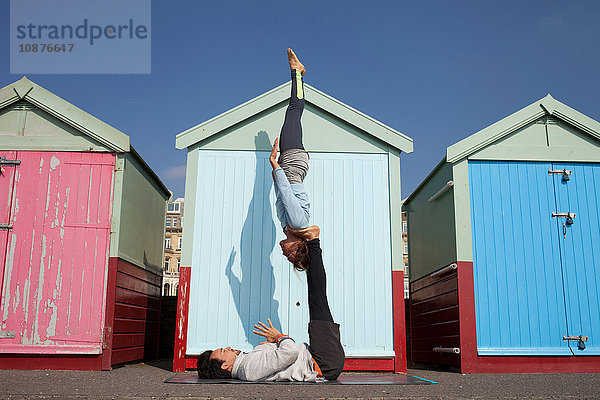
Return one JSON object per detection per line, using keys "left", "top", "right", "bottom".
{"left": 172, "top": 217, "right": 177, "bottom": 227}
{"left": 178, "top": 237, "right": 182, "bottom": 249}
{"left": 402, "top": 220, "right": 407, "bottom": 233}
{"left": 166, "top": 217, "right": 171, "bottom": 227}
{"left": 404, "top": 279, "right": 409, "bottom": 299}
{"left": 177, "top": 258, "right": 181, "bottom": 272}
{"left": 164, "top": 260, "right": 169, "bottom": 271}
{"left": 165, "top": 238, "right": 170, "bottom": 249}
{"left": 168, "top": 203, "right": 180, "bottom": 213}
{"left": 404, "top": 241, "right": 408, "bottom": 254}
{"left": 164, "top": 283, "right": 170, "bottom": 296}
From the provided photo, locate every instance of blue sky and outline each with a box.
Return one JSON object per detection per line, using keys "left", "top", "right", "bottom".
{"left": 1, "top": 1, "right": 599, "bottom": 199}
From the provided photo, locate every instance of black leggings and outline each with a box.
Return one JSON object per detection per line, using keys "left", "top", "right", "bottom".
{"left": 306, "top": 239, "right": 345, "bottom": 380}
{"left": 279, "top": 69, "right": 305, "bottom": 152}
{"left": 306, "top": 239, "right": 333, "bottom": 322}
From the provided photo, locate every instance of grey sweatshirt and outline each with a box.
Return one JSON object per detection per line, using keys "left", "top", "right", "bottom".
{"left": 231, "top": 335, "right": 318, "bottom": 382}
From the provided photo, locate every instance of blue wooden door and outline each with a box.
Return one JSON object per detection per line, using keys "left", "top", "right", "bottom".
{"left": 551, "top": 163, "right": 600, "bottom": 355}
{"left": 470, "top": 161, "right": 600, "bottom": 356}
{"left": 469, "top": 161, "right": 570, "bottom": 355}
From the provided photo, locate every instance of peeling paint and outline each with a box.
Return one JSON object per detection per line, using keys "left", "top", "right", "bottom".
{"left": 50, "top": 156, "right": 60, "bottom": 170}
{"left": 13, "top": 284, "right": 20, "bottom": 314}
{"left": 32, "top": 234, "right": 48, "bottom": 345}
{"left": 39, "top": 157, "right": 44, "bottom": 174}
{"left": 1, "top": 234, "right": 17, "bottom": 323}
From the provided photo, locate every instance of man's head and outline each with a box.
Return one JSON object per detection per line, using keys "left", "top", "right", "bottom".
{"left": 279, "top": 234, "right": 309, "bottom": 271}
{"left": 197, "top": 347, "right": 240, "bottom": 379}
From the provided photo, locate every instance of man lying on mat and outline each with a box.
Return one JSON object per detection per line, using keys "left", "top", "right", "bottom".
{"left": 196, "top": 225, "right": 345, "bottom": 382}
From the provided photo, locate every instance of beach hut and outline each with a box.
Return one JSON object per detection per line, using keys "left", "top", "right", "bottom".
{"left": 403, "top": 95, "right": 600, "bottom": 372}
{"left": 174, "top": 81, "right": 413, "bottom": 373}
{"left": 0, "top": 77, "right": 170, "bottom": 370}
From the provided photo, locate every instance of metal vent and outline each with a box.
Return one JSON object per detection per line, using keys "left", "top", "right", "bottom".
{"left": 535, "top": 116, "right": 559, "bottom": 125}
{"left": 10, "top": 100, "right": 37, "bottom": 111}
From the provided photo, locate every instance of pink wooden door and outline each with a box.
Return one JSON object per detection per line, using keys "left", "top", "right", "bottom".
{"left": 0, "top": 151, "right": 115, "bottom": 354}
{"left": 0, "top": 151, "right": 18, "bottom": 306}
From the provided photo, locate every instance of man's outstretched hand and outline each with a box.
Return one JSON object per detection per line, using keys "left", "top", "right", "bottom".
{"left": 269, "top": 138, "right": 280, "bottom": 170}
{"left": 253, "top": 318, "right": 282, "bottom": 343}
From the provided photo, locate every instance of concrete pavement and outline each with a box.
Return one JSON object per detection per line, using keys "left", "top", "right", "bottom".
{"left": 1, "top": 360, "right": 599, "bottom": 399}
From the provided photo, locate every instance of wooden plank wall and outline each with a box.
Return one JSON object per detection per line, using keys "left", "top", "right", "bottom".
{"left": 111, "top": 258, "right": 161, "bottom": 366}
{"left": 410, "top": 268, "right": 460, "bottom": 366}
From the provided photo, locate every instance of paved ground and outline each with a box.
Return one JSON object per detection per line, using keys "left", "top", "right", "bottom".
{"left": 1, "top": 360, "right": 599, "bottom": 399}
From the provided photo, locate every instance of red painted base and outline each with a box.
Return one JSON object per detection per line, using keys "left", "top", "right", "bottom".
{"left": 344, "top": 358, "right": 394, "bottom": 371}
{"left": 0, "top": 354, "right": 103, "bottom": 370}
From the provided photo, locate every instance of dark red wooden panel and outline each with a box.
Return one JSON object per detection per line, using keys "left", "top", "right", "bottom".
{"left": 113, "top": 333, "right": 159, "bottom": 349}
{"left": 114, "top": 303, "right": 160, "bottom": 320}
{"left": 116, "top": 259, "right": 162, "bottom": 286}
{"left": 116, "top": 271, "right": 161, "bottom": 297}
{"left": 412, "top": 320, "right": 460, "bottom": 338}
{"left": 343, "top": 358, "right": 394, "bottom": 371}
{"left": 115, "top": 287, "right": 161, "bottom": 309}
{"left": 411, "top": 277, "right": 458, "bottom": 302}
{"left": 411, "top": 306, "right": 459, "bottom": 327}
{"left": 410, "top": 268, "right": 460, "bottom": 367}
{"left": 0, "top": 354, "right": 103, "bottom": 370}
{"left": 411, "top": 290, "right": 458, "bottom": 316}
{"left": 113, "top": 318, "right": 159, "bottom": 334}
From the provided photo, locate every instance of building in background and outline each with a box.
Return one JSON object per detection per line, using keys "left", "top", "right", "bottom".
{"left": 163, "top": 198, "right": 184, "bottom": 296}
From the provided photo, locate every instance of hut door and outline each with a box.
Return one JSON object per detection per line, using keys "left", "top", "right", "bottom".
{"left": 470, "top": 161, "right": 599, "bottom": 356}
{"left": 0, "top": 151, "right": 19, "bottom": 328}
{"left": 0, "top": 151, "right": 115, "bottom": 354}
{"left": 550, "top": 162, "right": 600, "bottom": 355}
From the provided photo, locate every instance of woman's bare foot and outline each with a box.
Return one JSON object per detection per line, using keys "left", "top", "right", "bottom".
{"left": 287, "top": 225, "right": 319, "bottom": 241}
{"left": 287, "top": 48, "right": 306, "bottom": 76}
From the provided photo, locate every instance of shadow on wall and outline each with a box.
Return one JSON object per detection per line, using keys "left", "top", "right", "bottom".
{"left": 225, "top": 131, "right": 282, "bottom": 346}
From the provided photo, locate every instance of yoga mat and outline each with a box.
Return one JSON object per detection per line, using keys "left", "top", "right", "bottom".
{"left": 165, "top": 373, "right": 436, "bottom": 385}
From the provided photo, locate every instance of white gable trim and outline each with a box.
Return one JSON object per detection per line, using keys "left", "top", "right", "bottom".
{"left": 0, "top": 77, "right": 130, "bottom": 153}
{"left": 447, "top": 95, "right": 600, "bottom": 163}
{"left": 175, "top": 82, "right": 413, "bottom": 153}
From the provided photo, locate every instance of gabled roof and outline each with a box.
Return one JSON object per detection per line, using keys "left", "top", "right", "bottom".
{"left": 175, "top": 81, "right": 413, "bottom": 153}
{"left": 446, "top": 94, "right": 600, "bottom": 163}
{"left": 0, "top": 77, "right": 130, "bottom": 152}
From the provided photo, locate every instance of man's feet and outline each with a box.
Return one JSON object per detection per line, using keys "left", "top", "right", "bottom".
{"left": 287, "top": 225, "right": 319, "bottom": 241}
{"left": 287, "top": 48, "right": 306, "bottom": 76}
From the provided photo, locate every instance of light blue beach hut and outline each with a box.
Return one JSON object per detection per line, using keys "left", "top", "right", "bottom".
{"left": 173, "top": 81, "right": 413, "bottom": 372}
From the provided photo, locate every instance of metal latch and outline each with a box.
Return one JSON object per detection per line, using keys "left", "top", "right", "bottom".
{"left": 0, "top": 223, "right": 13, "bottom": 231}
{"left": 0, "top": 157, "right": 21, "bottom": 166}
{"left": 563, "top": 335, "right": 588, "bottom": 350}
{"left": 549, "top": 169, "right": 572, "bottom": 181}
{"left": 552, "top": 212, "right": 576, "bottom": 225}
{"left": 0, "top": 331, "right": 16, "bottom": 339}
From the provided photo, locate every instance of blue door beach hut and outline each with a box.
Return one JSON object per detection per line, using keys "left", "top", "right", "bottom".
{"left": 173, "top": 81, "right": 413, "bottom": 373}
{"left": 403, "top": 95, "right": 600, "bottom": 372}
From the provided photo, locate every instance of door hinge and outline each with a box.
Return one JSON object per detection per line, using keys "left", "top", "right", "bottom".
{"left": 0, "top": 223, "right": 13, "bottom": 231}
{"left": 0, "top": 331, "right": 16, "bottom": 339}
{"left": 0, "top": 157, "right": 21, "bottom": 166}
{"left": 548, "top": 169, "right": 572, "bottom": 181}
{"left": 563, "top": 335, "right": 588, "bottom": 350}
